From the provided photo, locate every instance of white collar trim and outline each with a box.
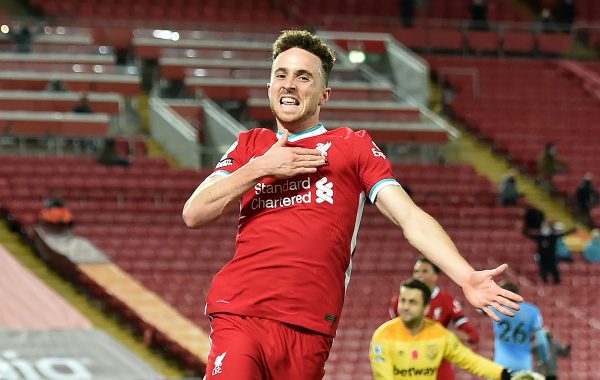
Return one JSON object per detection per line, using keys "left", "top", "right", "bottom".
{"left": 277, "top": 123, "right": 327, "bottom": 142}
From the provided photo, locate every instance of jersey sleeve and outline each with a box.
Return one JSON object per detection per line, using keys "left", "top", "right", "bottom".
{"left": 532, "top": 306, "right": 550, "bottom": 363}
{"left": 455, "top": 319, "right": 480, "bottom": 345}
{"left": 388, "top": 293, "right": 399, "bottom": 319}
{"left": 444, "top": 331, "right": 504, "bottom": 379}
{"left": 353, "top": 130, "right": 400, "bottom": 203}
{"left": 210, "top": 131, "right": 252, "bottom": 177}
{"left": 369, "top": 329, "right": 396, "bottom": 380}
{"left": 449, "top": 296, "right": 480, "bottom": 345}
{"left": 532, "top": 306, "right": 544, "bottom": 331}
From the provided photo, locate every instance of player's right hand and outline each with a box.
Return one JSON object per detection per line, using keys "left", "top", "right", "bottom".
{"left": 256, "top": 128, "right": 327, "bottom": 179}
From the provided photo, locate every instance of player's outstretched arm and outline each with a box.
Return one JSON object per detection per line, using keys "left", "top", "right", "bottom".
{"left": 182, "top": 129, "right": 326, "bottom": 228}
{"left": 374, "top": 185, "right": 522, "bottom": 320}
{"left": 461, "top": 265, "right": 522, "bottom": 320}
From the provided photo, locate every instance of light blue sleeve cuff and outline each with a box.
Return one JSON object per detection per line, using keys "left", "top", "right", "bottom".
{"left": 209, "top": 170, "right": 230, "bottom": 178}
{"left": 369, "top": 178, "right": 401, "bottom": 203}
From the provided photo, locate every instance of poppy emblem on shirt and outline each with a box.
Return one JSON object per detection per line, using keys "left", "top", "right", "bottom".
{"left": 411, "top": 350, "right": 418, "bottom": 360}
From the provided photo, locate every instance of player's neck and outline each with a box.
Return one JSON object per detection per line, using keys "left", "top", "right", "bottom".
{"left": 403, "top": 319, "right": 424, "bottom": 336}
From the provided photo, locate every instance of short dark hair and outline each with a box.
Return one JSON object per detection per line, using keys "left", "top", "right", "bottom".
{"left": 415, "top": 257, "right": 441, "bottom": 274}
{"left": 401, "top": 279, "right": 432, "bottom": 306}
{"left": 500, "top": 281, "right": 519, "bottom": 295}
{"left": 272, "top": 29, "right": 336, "bottom": 85}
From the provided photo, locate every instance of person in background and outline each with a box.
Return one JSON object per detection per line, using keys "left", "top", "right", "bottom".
{"left": 535, "top": 329, "right": 571, "bottom": 380}
{"left": 38, "top": 197, "right": 74, "bottom": 230}
{"left": 492, "top": 281, "right": 550, "bottom": 372}
{"left": 470, "top": 0, "right": 489, "bottom": 30}
{"left": 96, "top": 137, "right": 130, "bottom": 167}
{"left": 399, "top": 0, "right": 416, "bottom": 27}
{"left": 499, "top": 170, "right": 523, "bottom": 206}
{"left": 45, "top": 79, "right": 70, "bottom": 92}
{"left": 389, "top": 257, "right": 480, "bottom": 380}
{"left": 575, "top": 173, "right": 599, "bottom": 224}
{"left": 9, "top": 23, "right": 34, "bottom": 53}
{"left": 537, "top": 143, "right": 567, "bottom": 192}
{"left": 552, "top": 222, "right": 573, "bottom": 263}
{"left": 525, "top": 221, "right": 576, "bottom": 284}
{"left": 538, "top": 8, "right": 557, "bottom": 33}
{"left": 553, "top": 0, "right": 576, "bottom": 30}
{"left": 523, "top": 207, "right": 545, "bottom": 230}
{"left": 372, "top": 279, "right": 531, "bottom": 380}
{"left": 583, "top": 229, "right": 600, "bottom": 263}
{"left": 72, "top": 93, "right": 94, "bottom": 113}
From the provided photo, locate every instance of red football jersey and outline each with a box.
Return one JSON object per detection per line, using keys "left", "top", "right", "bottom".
{"left": 205, "top": 125, "right": 400, "bottom": 337}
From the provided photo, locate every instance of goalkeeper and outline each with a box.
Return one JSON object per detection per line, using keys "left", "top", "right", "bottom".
{"left": 370, "top": 279, "right": 543, "bottom": 380}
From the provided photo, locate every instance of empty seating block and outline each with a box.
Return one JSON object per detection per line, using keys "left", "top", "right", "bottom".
{"left": 502, "top": 30, "right": 536, "bottom": 54}
{"left": 0, "top": 91, "right": 122, "bottom": 114}
{"left": 0, "top": 111, "right": 110, "bottom": 137}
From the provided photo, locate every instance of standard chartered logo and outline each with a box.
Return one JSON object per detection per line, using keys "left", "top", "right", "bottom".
{"left": 316, "top": 177, "right": 334, "bottom": 204}
{"left": 251, "top": 177, "right": 334, "bottom": 209}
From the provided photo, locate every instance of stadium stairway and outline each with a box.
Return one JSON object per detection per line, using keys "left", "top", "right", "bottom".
{"left": 450, "top": 124, "right": 593, "bottom": 252}
{"left": 132, "top": 93, "right": 183, "bottom": 168}
{"left": 0, "top": 220, "right": 187, "bottom": 379}
{"left": 455, "top": 128, "right": 577, "bottom": 225}
{"left": 429, "top": 77, "right": 582, "bottom": 235}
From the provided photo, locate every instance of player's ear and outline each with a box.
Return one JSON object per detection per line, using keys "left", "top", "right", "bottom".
{"left": 319, "top": 87, "right": 331, "bottom": 106}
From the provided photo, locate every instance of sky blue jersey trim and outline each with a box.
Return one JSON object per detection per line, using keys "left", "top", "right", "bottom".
{"left": 369, "top": 178, "right": 401, "bottom": 203}
{"left": 277, "top": 123, "right": 326, "bottom": 142}
{"left": 210, "top": 169, "right": 230, "bottom": 177}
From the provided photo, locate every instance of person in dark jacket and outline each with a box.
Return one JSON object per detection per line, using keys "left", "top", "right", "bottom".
{"left": 575, "top": 173, "right": 598, "bottom": 223}
{"left": 525, "top": 221, "right": 576, "bottom": 284}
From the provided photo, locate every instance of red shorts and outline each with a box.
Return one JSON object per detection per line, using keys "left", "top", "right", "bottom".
{"left": 204, "top": 313, "right": 333, "bottom": 380}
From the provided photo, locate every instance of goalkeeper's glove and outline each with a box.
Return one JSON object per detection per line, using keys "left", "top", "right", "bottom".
{"left": 501, "top": 368, "right": 545, "bottom": 380}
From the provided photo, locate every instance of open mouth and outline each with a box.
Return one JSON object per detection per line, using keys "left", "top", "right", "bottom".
{"left": 280, "top": 96, "right": 300, "bottom": 106}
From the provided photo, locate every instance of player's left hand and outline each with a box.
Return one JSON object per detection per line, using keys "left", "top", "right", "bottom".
{"left": 510, "top": 370, "right": 545, "bottom": 380}
{"left": 461, "top": 264, "right": 523, "bottom": 321}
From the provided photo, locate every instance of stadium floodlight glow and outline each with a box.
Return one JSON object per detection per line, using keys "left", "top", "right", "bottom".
{"left": 93, "top": 65, "right": 103, "bottom": 73}
{"left": 152, "top": 29, "right": 179, "bottom": 41}
{"left": 348, "top": 50, "right": 366, "bottom": 64}
{"left": 193, "top": 69, "right": 207, "bottom": 77}
{"left": 72, "top": 64, "right": 83, "bottom": 73}
{"left": 98, "top": 46, "right": 109, "bottom": 54}
{"left": 0, "top": 25, "right": 9, "bottom": 34}
{"left": 56, "top": 26, "right": 65, "bottom": 35}
{"left": 222, "top": 50, "right": 233, "bottom": 59}
{"left": 186, "top": 49, "right": 196, "bottom": 58}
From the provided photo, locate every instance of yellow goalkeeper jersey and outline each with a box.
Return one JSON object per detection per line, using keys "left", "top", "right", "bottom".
{"left": 370, "top": 318, "right": 504, "bottom": 380}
